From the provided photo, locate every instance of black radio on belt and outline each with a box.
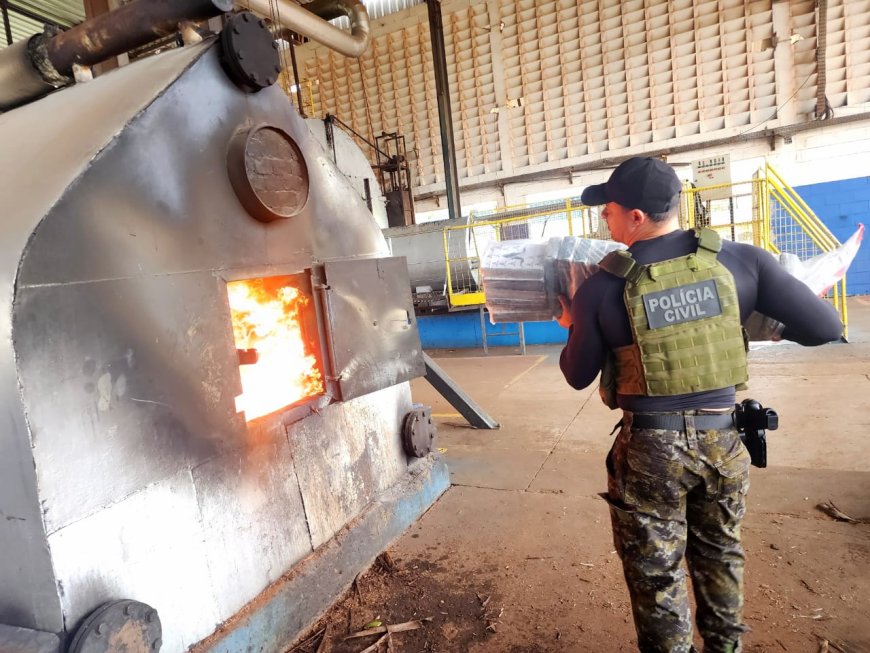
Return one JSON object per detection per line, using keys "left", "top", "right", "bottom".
{"left": 733, "top": 398, "right": 778, "bottom": 468}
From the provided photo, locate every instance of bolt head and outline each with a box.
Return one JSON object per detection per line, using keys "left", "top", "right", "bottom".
{"left": 152, "top": 637, "right": 162, "bottom": 650}
{"left": 274, "top": 64, "right": 282, "bottom": 73}
{"left": 96, "top": 623, "right": 107, "bottom": 635}
{"left": 267, "top": 76, "right": 276, "bottom": 85}
{"left": 242, "top": 13, "right": 250, "bottom": 22}
{"left": 271, "top": 42, "right": 279, "bottom": 50}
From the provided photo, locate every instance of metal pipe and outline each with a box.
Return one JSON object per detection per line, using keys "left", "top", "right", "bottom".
{"left": 46, "top": 0, "right": 233, "bottom": 74}
{"left": 0, "top": 0, "right": 232, "bottom": 111}
{"left": 241, "top": 0, "right": 369, "bottom": 58}
{"left": 425, "top": 0, "right": 461, "bottom": 222}
{"left": 0, "top": 35, "right": 69, "bottom": 111}
{"left": 288, "top": 42, "right": 306, "bottom": 117}
{"left": 2, "top": 0, "right": 14, "bottom": 46}
{"left": 814, "top": 0, "right": 832, "bottom": 120}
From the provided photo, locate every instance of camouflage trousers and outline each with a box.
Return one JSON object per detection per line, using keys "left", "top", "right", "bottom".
{"left": 604, "top": 411, "right": 751, "bottom": 653}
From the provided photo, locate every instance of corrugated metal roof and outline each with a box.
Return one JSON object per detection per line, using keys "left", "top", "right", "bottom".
{"left": 2, "top": 0, "right": 84, "bottom": 48}
{"left": 361, "top": 0, "right": 423, "bottom": 21}
{"left": 13, "top": 0, "right": 84, "bottom": 26}
{"left": 315, "top": 0, "right": 423, "bottom": 29}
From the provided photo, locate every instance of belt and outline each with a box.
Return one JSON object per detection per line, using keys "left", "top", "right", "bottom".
{"left": 629, "top": 412, "right": 735, "bottom": 431}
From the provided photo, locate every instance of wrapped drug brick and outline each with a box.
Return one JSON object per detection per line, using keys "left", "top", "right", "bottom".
{"left": 481, "top": 236, "right": 625, "bottom": 323}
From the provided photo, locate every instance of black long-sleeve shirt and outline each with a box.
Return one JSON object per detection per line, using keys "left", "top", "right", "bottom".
{"left": 559, "top": 230, "right": 844, "bottom": 411}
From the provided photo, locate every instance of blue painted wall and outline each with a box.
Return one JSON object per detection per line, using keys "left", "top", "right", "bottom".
{"left": 418, "top": 311, "right": 567, "bottom": 349}
{"left": 795, "top": 176, "right": 869, "bottom": 295}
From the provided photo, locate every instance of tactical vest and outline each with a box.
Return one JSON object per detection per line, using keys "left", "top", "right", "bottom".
{"left": 597, "top": 229, "right": 748, "bottom": 407}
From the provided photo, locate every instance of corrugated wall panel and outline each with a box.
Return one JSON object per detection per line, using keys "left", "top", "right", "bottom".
{"left": 295, "top": 0, "right": 869, "bottom": 196}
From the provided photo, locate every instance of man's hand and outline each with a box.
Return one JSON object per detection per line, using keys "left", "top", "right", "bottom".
{"left": 557, "top": 295, "right": 573, "bottom": 328}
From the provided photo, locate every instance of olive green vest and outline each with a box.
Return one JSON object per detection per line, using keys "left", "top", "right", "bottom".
{"left": 598, "top": 229, "right": 748, "bottom": 407}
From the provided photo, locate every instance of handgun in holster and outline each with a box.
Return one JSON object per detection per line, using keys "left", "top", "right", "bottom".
{"left": 733, "top": 398, "right": 778, "bottom": 468}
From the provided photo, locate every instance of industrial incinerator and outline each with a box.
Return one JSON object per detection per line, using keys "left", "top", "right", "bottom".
{"left": 0, "top": 1, "right": 447, "bottom": 651}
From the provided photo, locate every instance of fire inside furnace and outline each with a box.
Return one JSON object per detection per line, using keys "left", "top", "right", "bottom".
{"left": 228, "top": 276, "right": 324, "bottom": 420}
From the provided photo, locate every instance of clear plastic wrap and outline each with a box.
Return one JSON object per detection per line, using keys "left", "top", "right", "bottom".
{"left": 481, "top": 236, "right": 625, "bottom": 323}
{"left": 745, "top": 223, "right": 864, "bottom": 341}
{"left": 481, "top": 225, "right": 863, "bottom": 332}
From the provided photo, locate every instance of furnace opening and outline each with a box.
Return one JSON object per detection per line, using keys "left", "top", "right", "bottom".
{"left": 227, "top": 274, "right": 324, "bottom": 421}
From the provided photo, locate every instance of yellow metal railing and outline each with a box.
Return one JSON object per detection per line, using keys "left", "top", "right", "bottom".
{"left": 443, "top": 163, "right": 848, "bottom": 333}
{"left": 761, "top": 163, "right": 848, "bottom": 332}
{"left": 442, "top": 199, "right": 609, "bottom": 308}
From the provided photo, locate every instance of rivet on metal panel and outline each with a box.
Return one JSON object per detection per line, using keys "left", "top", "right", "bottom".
{"left": 147, "top": 610, "right": 158, "bottom": 623}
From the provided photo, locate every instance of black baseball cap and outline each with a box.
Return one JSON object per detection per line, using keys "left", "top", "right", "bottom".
{"left": 580, "top": 157, "right": 682, "bottom": 214}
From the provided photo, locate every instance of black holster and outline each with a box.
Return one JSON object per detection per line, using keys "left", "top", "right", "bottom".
{"left": 733, "top": 398, "right": 778, "bottom": 468}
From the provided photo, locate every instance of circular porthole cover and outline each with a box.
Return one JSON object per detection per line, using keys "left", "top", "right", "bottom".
{"left": 228, "top": 125, "right": 310, "bottom": 222}
{"left": 68, "top": 600, "right": 162, "bottom": 653}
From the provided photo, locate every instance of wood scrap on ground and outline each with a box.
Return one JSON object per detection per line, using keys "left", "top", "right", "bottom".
{"left": 288, "top": 627, "right": 327, "bottom": 653}
{"left": 816, "top": 500, "right": 862, "bottom": 524}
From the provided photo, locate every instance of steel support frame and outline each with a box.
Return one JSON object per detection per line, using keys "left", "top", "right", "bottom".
{"left": 423, "top": 352, "right": 499, "bottom": 430}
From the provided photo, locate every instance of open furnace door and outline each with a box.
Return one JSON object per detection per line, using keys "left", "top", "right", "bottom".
{"left": 322, "top": 257, "right": 425, "bottom": 401}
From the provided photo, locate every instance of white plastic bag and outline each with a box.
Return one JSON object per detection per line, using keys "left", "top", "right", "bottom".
{"left": 745, "top": 223, "right": 863, "bottom": 341}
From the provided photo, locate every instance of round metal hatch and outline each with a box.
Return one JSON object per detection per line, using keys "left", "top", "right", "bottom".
{"left": 402, "top": 405, "right": 436, "bottom": 458}
{"left": 228, "top": 125, "right": 310, "bottom": 222}
{"left": 68, "top": 599, "right": 162, "bottom": 653}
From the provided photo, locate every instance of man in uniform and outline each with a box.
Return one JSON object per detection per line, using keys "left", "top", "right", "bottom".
{"left": 557, "top": 157, "right": 843, "bottom": 653}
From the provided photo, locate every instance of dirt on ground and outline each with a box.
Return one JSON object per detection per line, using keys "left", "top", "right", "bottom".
{"left": 289, "top": 301, "right": 870, "bottom": 653}
{"left": 287, "top": 552, "right": 497, "bottom": 653}
{"left": 289, "top": 497, "right": 870, "bottom": 653}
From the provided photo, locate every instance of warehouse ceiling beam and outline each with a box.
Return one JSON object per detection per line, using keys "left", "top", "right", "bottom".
{"left": 413, "top": 110, "right": 870, "bottom": 202}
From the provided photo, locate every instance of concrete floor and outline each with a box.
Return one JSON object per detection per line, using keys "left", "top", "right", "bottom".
{"left": 399, "top": 296, "right": 870, "bottom": 652}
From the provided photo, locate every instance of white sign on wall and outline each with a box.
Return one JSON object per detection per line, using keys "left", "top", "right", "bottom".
{"left": 692, "top": 154, "right": 733, "bottom": 201}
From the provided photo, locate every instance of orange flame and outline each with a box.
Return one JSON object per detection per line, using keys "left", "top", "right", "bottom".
{"left": 228, "top": 277, "right": 324, "bottom": 420}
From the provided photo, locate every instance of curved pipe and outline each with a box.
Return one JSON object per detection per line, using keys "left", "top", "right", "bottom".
{"left": 47, "top": 0, "right": 233, "bottom": 74}
{"left": 241, "top": 0, "right": 369, "bottom": 58}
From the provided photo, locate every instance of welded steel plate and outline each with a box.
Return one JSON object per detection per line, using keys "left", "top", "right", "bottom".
{"left": 323, "top": 257, "right": 425, "bottom": 401}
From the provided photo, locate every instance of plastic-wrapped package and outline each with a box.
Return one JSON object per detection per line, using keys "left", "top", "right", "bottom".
{"left": 481, "top": 236, "right": 625, "bottom": 323}
{"left": 745, "top": 223, "right": 864, "bottom": 341}
{"left": 481, "top": 225, "right": 863, "bottom": 332}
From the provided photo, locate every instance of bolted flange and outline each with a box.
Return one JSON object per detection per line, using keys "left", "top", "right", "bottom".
{"left": 402, "top": 405, "right": 436, "bottom": 458}
{"left": 219, "top": 12, "right": 281, "bottom": 93}
{"left": 68, "top": 600, "right": 162, "bottom": 653}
